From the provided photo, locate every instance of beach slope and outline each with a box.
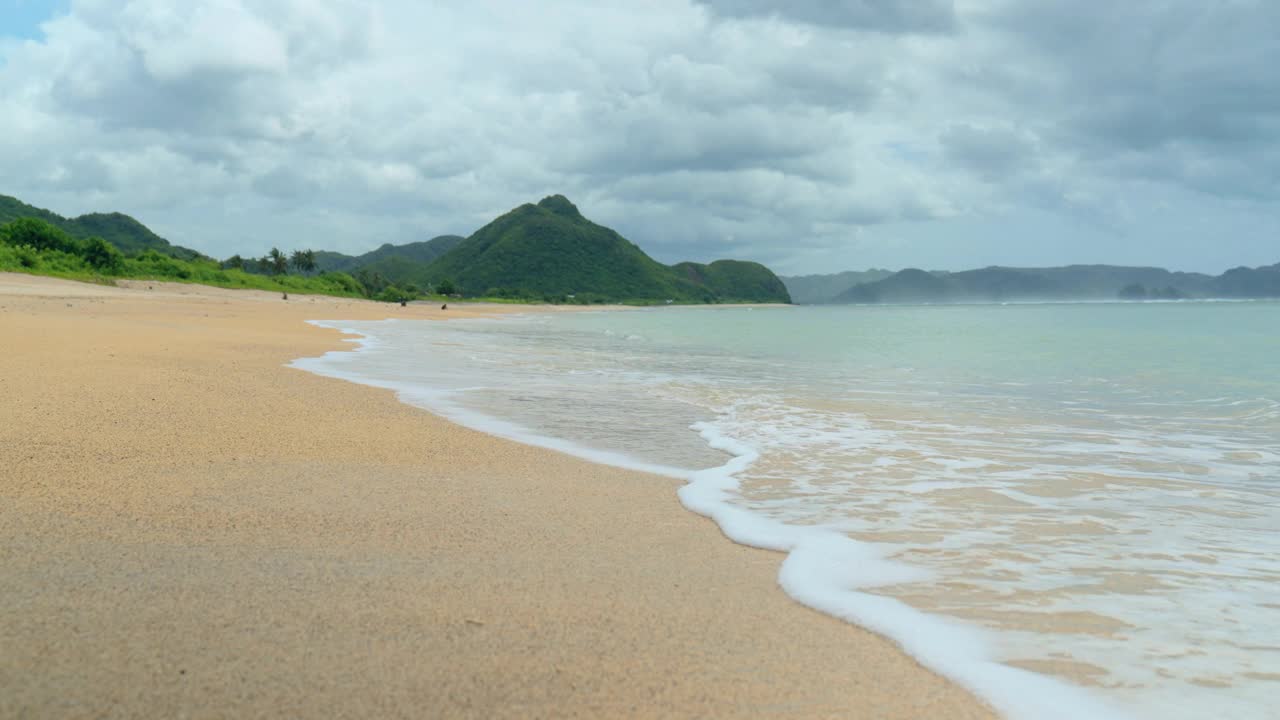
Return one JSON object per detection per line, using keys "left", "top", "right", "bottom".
{"left": 0, "top": 273, "right": 994, "bottom": 719}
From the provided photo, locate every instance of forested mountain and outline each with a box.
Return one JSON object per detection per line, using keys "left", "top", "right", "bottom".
{"left": 672, "top": 259, "right": 791, "bottom": 303}
{"left": 312, "top": 235, "right": 464, "bottom": 274}
{"left": 0, "top": 195, "right": 203, "bottom": 260}
{"left": 419, "top": 195, "right": 790, "bottom": 303}
{"left": 5, "top": 190, "right": 1273, "bottom": 305}
{"left": 1, "top": 191, "right": 789, "bottom": 304}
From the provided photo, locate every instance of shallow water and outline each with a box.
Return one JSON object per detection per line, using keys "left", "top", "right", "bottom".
{"left": 293, "top": 301, "right": 1280, "bottom": 720}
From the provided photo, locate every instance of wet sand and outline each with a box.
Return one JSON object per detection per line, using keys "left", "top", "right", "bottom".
{"left": 0, "top": 273, "right": 996, "bottom": 719}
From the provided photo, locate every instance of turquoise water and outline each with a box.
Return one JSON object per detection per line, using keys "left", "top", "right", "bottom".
{"left": 295, "top": 301, "right": 1280, "bottom": 720}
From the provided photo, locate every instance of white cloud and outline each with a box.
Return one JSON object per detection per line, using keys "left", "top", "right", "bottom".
{"left": 0, "top": 0, "right": 1277, "bottom": 272}
{"left": 119, "top": 0, "right": 289, "bottom": 79}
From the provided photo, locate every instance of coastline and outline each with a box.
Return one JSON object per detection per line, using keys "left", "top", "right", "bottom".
{"left": 0, "top": 273, "right": 995, "bottom": 718}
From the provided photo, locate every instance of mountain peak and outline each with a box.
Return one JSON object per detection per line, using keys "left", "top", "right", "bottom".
{"left": 420, "top": 196, "right": 790, "bottom": 303}
{"left": 536, "top": 194, "right": 582, "bottom": 218}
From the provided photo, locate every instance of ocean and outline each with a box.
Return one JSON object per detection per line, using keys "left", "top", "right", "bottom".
{"left": 292, "top": 301, "right": 1280, "bottom": 720}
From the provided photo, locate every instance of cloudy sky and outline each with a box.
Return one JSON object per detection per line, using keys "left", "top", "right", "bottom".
{"left": 1, "top": 0, "right": 1277, "bottom": 274}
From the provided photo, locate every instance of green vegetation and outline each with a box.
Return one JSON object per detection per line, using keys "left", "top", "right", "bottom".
{"left": 81, "top": 236, "right": 125, "bottom": 273}
{"left": 290, "top": 249, "right": 317, "bottom": 275}
{"left": 266, "top": 247, "right": 288, "bottom": 276}
{"left": 313, "top": 235, "right": 464, "bottom": 275}
{"left": 7, "top": 191, "right": 1272, "bottom": 306}
{"left": 0, "top": 216, "right": 370, "bottom": 299}
{"left": 374, "top": 285, "right": 417, "bottom": 303}
{"left": 0, "top": 195, "right": 203, "bottom": 260}
{"left": 0, "top": 192, "right": 793, "bottom": 305}
{"left": 672, "top": 260, "right": 791, "bottom": 303}
{"left": 419, "top": 195, "right": 791, "bottom": 304}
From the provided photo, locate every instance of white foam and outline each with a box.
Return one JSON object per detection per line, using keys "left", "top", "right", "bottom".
{"left": 292, "top": 322, "right": 690, "bottom": 480}
{"left": 292, "top": 319, "right": 1131, "bottom": 720}
{"left": 294, "top": 306, "right": 1280, "bottom": 720}
{"left": 677, "top": 420, "right": 1131, "bottom": 720}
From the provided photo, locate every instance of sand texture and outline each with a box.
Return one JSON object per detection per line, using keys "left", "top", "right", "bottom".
{"left": 0, "top": 273, "right": 996, "bottom": 719}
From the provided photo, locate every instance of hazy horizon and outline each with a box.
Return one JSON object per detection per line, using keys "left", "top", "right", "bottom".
{"left": 2, "top": 1, "right": 1278, "bottom": 275}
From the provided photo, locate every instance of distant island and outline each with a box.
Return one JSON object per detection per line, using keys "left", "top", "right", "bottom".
{"left": 782, "top": 262, "right": 1280, "bottom": 304}
{"left": 0, "top": 193, "right": 791, "bottom": 305}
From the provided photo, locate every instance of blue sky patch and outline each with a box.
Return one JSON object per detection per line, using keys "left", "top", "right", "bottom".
{"left": 0, "top": 0, "right": 68, "bottom": 40}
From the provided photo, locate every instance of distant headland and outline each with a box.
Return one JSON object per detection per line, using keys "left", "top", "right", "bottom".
{"left": 782, "top": 262, "right": 1280, "bottom": 305}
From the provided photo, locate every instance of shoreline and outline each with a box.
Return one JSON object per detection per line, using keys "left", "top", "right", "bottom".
{"left": 295, "top": 309, "right": 1134, "bottom": 720}
{"left": 1, "top": 273, "right": 995, "bottom": 718}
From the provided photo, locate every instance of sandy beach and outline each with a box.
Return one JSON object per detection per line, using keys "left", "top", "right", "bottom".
{"left": 0, "top": 273, "right": 995, "bottom": 719}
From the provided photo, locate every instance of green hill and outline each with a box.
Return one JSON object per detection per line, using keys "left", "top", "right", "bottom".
{"left": 351, "top": 255, "right": 432, "bottom": 288}
{"left": 672, "top": 259, "right": 792, "bottom": 303}
{"left": 0, "top": 191, "right": 791, "bottom": 304}
{"left": 0, "top": 195, "right": 202, "bottom": 260}
{"left": 0, "top": 195, "right": 63, "bottom": 226}
{"left": 420, "top": 195, "right": 790, "bottom": 303}
{"left": 311, "top": 249, "right": 358, "bottom": 272}
{"left": 313, "top": 235, "right": 464, "bottom": 275}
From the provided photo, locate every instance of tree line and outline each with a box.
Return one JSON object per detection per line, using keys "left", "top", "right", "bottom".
{"left": 1, "top": 216, "right": 126, "bottom": 273}
{"left": 219, "top": 246, "right": 458, "bottom": 300}
{"left": 0, "top": 216, "right": 458, "bottom": 303}
{"left": 220, "top": 248, "right": 317, "bottom": 276}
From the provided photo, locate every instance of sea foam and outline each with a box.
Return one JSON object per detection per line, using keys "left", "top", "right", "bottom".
{"left": 292, "top": 317, "right": 1132, "bottom": 720}
{"left": 679, "top": 418, "right": 1130, "bottom": 720}
{"left": 293, "top": 303, "right": 1280, "bottom": 720}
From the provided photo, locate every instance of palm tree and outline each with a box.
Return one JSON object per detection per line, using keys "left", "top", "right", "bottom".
{"left": 291, "top": 248, "right": 317, "bottom": 275}
{"left": 267, "top": 247, "right": 288, "bottom": 276}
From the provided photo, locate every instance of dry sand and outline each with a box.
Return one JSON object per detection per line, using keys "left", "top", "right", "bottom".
{"left": 0, "top": 272, "right": 996, "bottom": 719}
